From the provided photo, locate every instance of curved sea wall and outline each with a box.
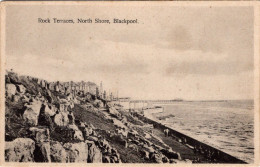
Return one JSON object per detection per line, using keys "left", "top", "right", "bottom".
{"left": 135, "top": 113, "right": 247, "bottom": 164}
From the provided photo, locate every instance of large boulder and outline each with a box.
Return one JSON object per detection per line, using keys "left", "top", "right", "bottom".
{"left": 143, "top": 145, "right": 155, "bottom": 153}
{"left": 17, "top": 84, "right": 26, "bottom": 94}
{"left": 5, "top": 138, "right": 35, "bottom": 162}
{"left": 86, "top": 136, "right": 99, "bottom": 143}
{"left": 128, "top": 129, "right": 138, "bottom": 138}
{"left": 99, "top": 138, "right": 110, "bottom": 148}
{"left": 85, "top": 140, "right": 102, "bottom": 163}
{"left": 67, "top": 124, "right": 79, "bottom": 130}
{"left": 6, "top": 83, "right": 16, "bottom": 98}
{"left": 144, "top": 132, "right": 151, "bottom": 139}
{"left": 150, "top": 153, "right": 163, "bottom": 163}
{"left": 7, "top": 72, "right": 21, "bottom": 84}
{"left": 115, "top": 129, "right": 128, "bottom": 138}
{"left": 111, "top": 134, "right": 127, "bottom": 146}
{"left": 29, "top": 127, "right": 51, "bottom": 162}
{"left": 34, "top": 142, "right": 51, "bottom": 162}
{"left": 63, "top": 142, "right": 88, "bottom": 163}
{"left": 46, "top": 90, "right": 53, "bottom": 103}
{"left": 161, "top": 149, "right": 181, "bottom": 160}
{"left": 109, "top": 107, "right": 120, "bottom": 116}
{"left": 37, "top": 79, "right": 41, "bottom": 85}
{"left": 140, "top": 149, "right": 150, "bottom": 160}
{"left": 74, "top": 130, "right": 84, "bottom": 141}
{"left": 83, "top": 127, "right": 93, "bottom": 139}
{"left": 23, "top": 100, "right": 42, "bottom": 126}
{"left": 102, "top": 156, "right": 110, "bottom": 163}
{"left": 54, "top": 111, "right": 69, "bottom": 127}
{"left": 60, "top": 98, "right": 68, "bottom": 103}
{"left": 29, "top": 127, "right": 50, "bottom": 143}
{"left": 40, "top": 80, "right": 46, "bottom": 88}
{"left": 93, "top": 99, "right": 103, "bottom": 108}
{"left": 112, "top": 119, "right": 127, "bottom": 130}
{"left": 69, "top": 101, "right": 75, "bottom": 109}
{"left": 43, "top": 104, "right": 56, "bottom": 117}
{"left": 50, "top": 141, "right": 67, "bottom": 162}
{"left": 68, "top": 112, "right": 75, "bottom": 124}
{"left": 12, "top": 94, "right": 21, "bottom": 102}
{"left": 21, "top": 95, "right": 30, "bottom": 103}
{"left": 67, "top": 124, "right": 84, "bottom": 141}
{"left": 55, "top": 85, "right": 60, "bottom": 92}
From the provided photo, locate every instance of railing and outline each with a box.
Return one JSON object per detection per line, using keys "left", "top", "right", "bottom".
{"left": 129, "top": 100, "right": 183, "bottom": 103}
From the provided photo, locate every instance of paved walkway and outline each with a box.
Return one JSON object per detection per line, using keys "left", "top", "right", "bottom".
{"left": 153, "top": 128, "right": 209, "bottom": 162}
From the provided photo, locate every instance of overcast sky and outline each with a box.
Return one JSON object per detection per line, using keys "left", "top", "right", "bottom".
{"left": 5, "top": 5, "right": 254, "bottom": 100}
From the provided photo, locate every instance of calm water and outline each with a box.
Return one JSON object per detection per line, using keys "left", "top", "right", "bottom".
{"left": 146, "top": 100, "right": 254, "bottom": 163}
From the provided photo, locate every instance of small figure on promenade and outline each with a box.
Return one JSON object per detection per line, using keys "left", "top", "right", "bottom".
{"left": 164, "top": 128, "right": 169, "bottom": 137}
{"left": 181, "top": 137, "right": 187, "bottom": 144}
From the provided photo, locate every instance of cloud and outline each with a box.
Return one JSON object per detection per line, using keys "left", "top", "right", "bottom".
{"left": 165, "top": 59, "right": 253, "bottom": 76}
{"left": 166, "top": 25, "right": 193, "bottom": 51}
{"left": 5, "top": 5, "right": 254, "bottom": 100}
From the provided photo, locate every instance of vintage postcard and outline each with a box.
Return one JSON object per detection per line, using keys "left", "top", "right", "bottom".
{"left": 0, "top": 1, "right": 259, "bottom": 166}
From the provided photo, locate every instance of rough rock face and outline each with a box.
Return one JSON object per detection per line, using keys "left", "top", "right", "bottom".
{"left": 144, "top": 132, "right": 151, "bottom": 139}
{"left": 116, "top": 128, "right": 128, "bottom": 138}
{"left": 5, "top": 138, "right": 35, "bottom": 162}
{"left": 46, "top": 90, "right": 53, "bottom": 103}
{"left": 29, "top": 127, "right": 50, "bottom": 143}
{"left": 63, "top": 142, "right": 88, "bottom": 163}
{"left": 67, "top": 124, "right": 84, "bottom": 141}
{"left": 68, "top": 124, "right": 79, "bottom": 130}
{"left": 109, "top": 107, "right": 120, "bottom": 116}
{"left": 93, "top": 99, "right": 103, "bottom": 108}
{"left": 12, "top": 94, "right": 21, "bottom": 102}
{"left": 84, "top": 126, "right": 93, "bottom": 135}
{"left": 50, "top": 141, "right": 67, "bottom": 162}
{"left": 86, "top": 140, "right": 102, "bottom": 163}
{"left": 112, "top": 119, "right": 127, "bottom": 130}
{"left": 41, "top": 80, "right": 46, "bottom": 88}
{"left": 21, "top": 95, "right": 30, "bottom": 103}
{"left": 17, "top": 84, "right": 26, "bottom": 94}
{"left": 34, "top": 142, "right": 51, "bottom": 162}
{"left": 29, "top": 127, "right": 51, "bottom": 162}
{"left": 23, "top": 100, "right": 42, "bottom": 126}
{"left": 83, "top": 127, "right": 91, "bottom": 139}
{"left": 150, "top": 152, "right": 163, "bottom": 163}
{"left": 54, "top": 112, "right": 69, "bottom": 127}
{"left": 43, "top": 104, "right": 56, "bottom": 117}
{"left": 161, "top": 149, "right": 181, "bottom": 160}
{"left": 140, "top": 149, "right": 150, "bottom": 160}
{"left": 74, "top": 130, "right": 84, "bottom": 141}
{"left": 6, "top": 84, "right": 16, "bottom": 98}
{"left": 86, "top": 136, "right": 99, "bottom": 143}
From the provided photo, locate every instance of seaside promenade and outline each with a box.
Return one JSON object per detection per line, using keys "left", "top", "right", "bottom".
{"left": 4, "top": 71, "right": 247, "bottom": 164}
{"left": 135, "top": 113, "right": 247, "bottom": 164}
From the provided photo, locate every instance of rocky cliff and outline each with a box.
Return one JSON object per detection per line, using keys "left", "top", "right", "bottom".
{"left": 5, "top": 71, "right": 190, "bottom": 163}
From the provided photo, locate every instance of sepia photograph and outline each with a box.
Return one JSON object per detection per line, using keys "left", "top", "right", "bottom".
{"left": 0, "top": 2, "right": 259, "bottom": 165}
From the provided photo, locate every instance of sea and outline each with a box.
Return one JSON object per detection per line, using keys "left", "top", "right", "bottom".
{"left": 144, "top": 100, "right": 254, "bottom": 163}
